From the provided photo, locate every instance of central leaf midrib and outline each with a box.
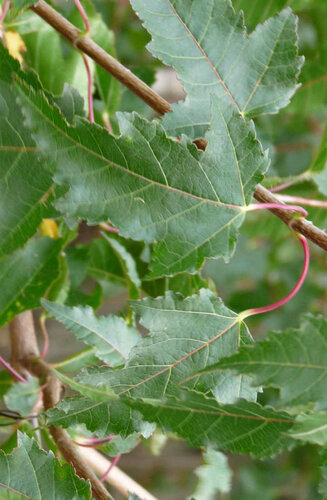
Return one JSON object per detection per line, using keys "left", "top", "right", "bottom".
{"left": 167, "top": 0, "right": 241, "bottom": 113}
{"left": 118, "top": 318, "right": 239, "bottom": 396}
{"left": 150, "top": 400, "right": 294, "bottom": 423}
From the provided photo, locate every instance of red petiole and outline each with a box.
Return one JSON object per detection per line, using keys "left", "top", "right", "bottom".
{"left": 240, "top": 234, "right": 309, "bottom": 319}
{"left": 0, "top": 356, "right": 27, "bottom": 383}
{"left": 0, "top": 0, "right": 9, "bottom": 24}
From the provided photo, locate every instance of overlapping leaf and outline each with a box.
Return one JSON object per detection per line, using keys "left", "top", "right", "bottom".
{"left": 190, "top": 448, "right": 232, "bottom": 500}
{"left": 12, "top": 1, "right": 119, "bottom": 112}
{"left": 129, "top": 391, "right": 294, "bottom": 458}
{"left": 42, "top": 299, "right": 141, "bottom": 366}
{"left": 319, "top": 451, "right": 327, "bottom": 499}
{"left": 289, "top": 413, "right": 327, "bottom": 445}
{"left": 47, "top": 395, "right": 154, "bottom": 439}
{"left": 0, "top": 237, "right": 62, "bottom": 327}
{"left": 4, "top": 377, "right": 39, "bottom": 417}
{"left": 311, "top": 123, "right": 327, "bottom": 196}
{"left": 102, "top": 233, "right": 141, "bottom": 298}
{"left": 53, "top": 347, "right": 99, "bottom": 373}
{"left": 88, "top": 235, "right": 213, "bottom": 298}
{"left": 0, "top": 432, "right": 91, "bottom": 499}
{"left": 131, "top": 0, "right": 303, "bottom": 138}
{"left": 204, "top": 314, "right": 327, "bottom": 410}
{"left": 12, "top": 53, "right": 268, "bottom": 275}
{"left": 233, "top": 1, "right": 327, "bottom": 117}
{"left": 0, "top": 45, "right": 58, "bottom": 256}
{"left": 233, "top": 0, "right": 311, "bottom": 26}
{"left": 73, "top": 290, "right": 256, "bottom": 403}
{"left": 0, "top": 371, "right": 13, "bottom": 401}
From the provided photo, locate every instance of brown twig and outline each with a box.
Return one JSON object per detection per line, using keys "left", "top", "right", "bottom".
{"left": 31, "top": 0, "right": 170, "bottom": 115}
{"left": 254, "top": 185, "right": 327, "bottom": 252}
{"left": 78, "top": 446, "right": 159, "bottom": 500}
{"left": 29, "top": 0, "right": 327, "bottom": 253}
{"left": 9, "top": 312, "right": 112, "bottom": 500}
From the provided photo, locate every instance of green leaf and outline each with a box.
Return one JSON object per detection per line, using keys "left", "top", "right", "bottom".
{"left": 14, "top": 1, "right": 119, "bottom": 113}
{"left": 0, "top": 371, "right": 13, "bottom": 401}
{"left": 16, "top": 13, "right": 87, "bottom": 99}
{"left": 0, "top": 237, "right": 62, "bottom": 327}
{"left": 0, "top": 432, "right": 91, "bottom": 499}
{"left": 319, "top": 450, "right": 327, "bottom": 499}
{"left": 47, "top": 395, "right": 153, "bottom": 439}
{"left": 311, "top": 123, "right": 327, "bottom": 196}
{"left": 65, "top": 283, "right": 103, "bottom": 310}
{"left": 8, "top": 0, "right": 37, "bottom": 15}
{"left": 0, "top": 44, "right": 59, "bottom": 257}
{"left": 88, "top": 236, "right": 212, "bottom": 298}
{"left": 87, "top": 238, "right": 127, "bottom": 287}
{"left": 102, "top": 233, "right": 141, "bottom": 297}
{"left": 207, "top": 314, "right": 327, "bottom": 410}
{"left": 53, "top": 369, "right": 115, "bottom": 403}
{"left": 74, "top": 290, "right": 255, "bottom": 403}
{"left": 17, "top": 71, "right": 268, "bottom": 275}
{"left": 66, "top": 245, "right": 91, "bottom": 289}
{"left": 129, "top": 391, "right": 294, "bottom": 458}
{"left": 96, "top": 433, "right": 140, "bottom": 457}
{"left": 232, "top": 0, "right": 311, "bottom": 26}
{"left": 287, "top": 2, "right": 327, "bottom": 116}
{"left": 54, "top": 347, "right": 99, "bottom": 373}
{"left": 54, "top": 84, "right": 86, "bottom": 124}
{"left": 41, "top": 300, "right": 141, "bottom": 367}
{"left": 143, "top": 271, "right": 215, "bottom": 299}
{"left": 190, "top": 448, "right": 232, "bottom": 500}
{"left": 4, "top": 377, "right": 39, "bottom": 418}
{"left": 131, "top": 0, "right": 303, "bottom": 138}
{"left": 289, "top": 413, "right": 327, "bottom": 445}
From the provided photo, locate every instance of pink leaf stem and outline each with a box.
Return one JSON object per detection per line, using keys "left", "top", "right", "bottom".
{"left": 0, "top": 0, "right": 9, "bottom": 24}
{"left": 248, "top": 202, "right": 308, "bottom": 218}
{"left": 39, "top": 315, "right": 49, "bottom": 360}
{"left": 0, "top": 356, "right": 27, "bottom": 383}
{"left": 241, "top": 234, "right": 309, "bottom": 319}
{"left": 274, "top": 194, "right": 327, "bottom": 209}
{"left": 99, "top": 222, "right": 119, "bottom": 234}
{"left": 100, "top": 454, "right": 121, "bottom": 483}
{"left": 82, "top": 54, "right": 94, "bottom": 123}
{"left": 269, "top": 181, "right": 301, "bottom": 192}
{"left": 74, "top": 0, "right": 90, "bottom": 33}
{"left": 269, "top": 173, "right": 309, "bottom": 193}
{"left": 73, "top": 435, "right": 115, "bottom": 448}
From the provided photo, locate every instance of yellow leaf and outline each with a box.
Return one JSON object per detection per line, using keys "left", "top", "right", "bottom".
{"left": 4, "top": 30, "right": 26, "bottom": 65}
{"left": 40, "top": 219, "right": 59, "bottom": 239}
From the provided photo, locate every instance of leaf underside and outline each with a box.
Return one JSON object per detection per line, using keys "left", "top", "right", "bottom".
{"left": 131, "top": 0, "right": 303, "bottom": 138}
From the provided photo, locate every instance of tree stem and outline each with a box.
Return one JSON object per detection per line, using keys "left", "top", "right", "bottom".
{"left": 8, "top": 311, "right": 112, "bottom": 500}
{"left": 78, "top": 446, "right": 159, "bottom": 500}
{"left": 31, "top": 0, "right": 170, "bottom": 115}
